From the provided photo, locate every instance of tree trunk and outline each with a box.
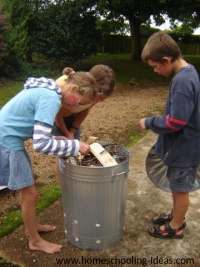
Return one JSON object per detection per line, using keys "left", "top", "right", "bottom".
{"left": 129, "top": 17, "right": 142, "bottom": 61}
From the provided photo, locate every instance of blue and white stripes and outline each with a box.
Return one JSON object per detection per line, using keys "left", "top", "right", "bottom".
{"left": 33, "top": 122, "right": 79, "bottom": 157}
{"left": 24, "top": 77, "right": 62, "bottom": 96}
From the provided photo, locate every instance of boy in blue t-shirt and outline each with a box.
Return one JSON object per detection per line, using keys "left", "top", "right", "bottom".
{"left": 0, "top": 72, "right": 96, "bottom": 253}
{"left": 139, "top": 31, "right": 200, "bottom": 239}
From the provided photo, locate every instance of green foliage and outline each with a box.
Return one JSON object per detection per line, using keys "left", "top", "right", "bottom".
{"left": 34, "top": 1, "right": 100, "bottom": 63}
{"left": 0, "top": 10, "right": 8, "bottom": 66}
{"left": 20, "top": 61, "right": 57, "bottom": 79}
{"left": 2, "top": 0, "right": 100, "bottom": 66}
{"left": 171, "top": 23, "right": 194, "bottom": 36}
{"left": 97, "top": 0, "right": 166, "bottom": 59}
{"left": 163, "top": 0, "right": 200, "bottom": 26}
{"left": 3, "top": 0, "right": 38, "bottom": 62}
{"left": 1, "top": 0, "right": 200, "bottom": 70}
{"left": 96, "top": 17, "right": 129, "bottom": 35}
{"left": 0, "top": 8, "right": 15, "bottom": 77}
{"left": 97, "top": 0, "right": 200, "bottom": 60}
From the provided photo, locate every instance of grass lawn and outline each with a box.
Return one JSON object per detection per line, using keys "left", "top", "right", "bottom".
{"left": 82, "top": 53, "right": 200, "bottom": 84}
{"left": 82, "top": 53, "right": 167, "bottom": 84}
{"left": 0, "top": 81, "right": 22, "bottom": 107}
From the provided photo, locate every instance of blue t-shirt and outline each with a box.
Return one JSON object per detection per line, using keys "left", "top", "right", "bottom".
{"left": 0, "top": 88, "right": 61, "bottom": 150}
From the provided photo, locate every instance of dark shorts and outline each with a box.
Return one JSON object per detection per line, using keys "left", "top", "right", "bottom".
{"left": 146, "top": 146, "right": 200, "bottom": 192}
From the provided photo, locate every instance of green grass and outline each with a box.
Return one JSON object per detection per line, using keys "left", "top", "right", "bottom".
{"left": 0, "top": 257, "right": 20, "bottom": 267}
{"left": 0, "top": 81, "right": 22, "bottom": 107}
{"left": 126, "top": 131, "right": 145, "bottom": 147}
{"left": 0, "top": 184, "right": 61, "bottom": 238}
{"left": 81, "top": 53, "right": 200, "bottom": 85}
{"left": 82, "top": 53, "right": 167, "bottom": 84}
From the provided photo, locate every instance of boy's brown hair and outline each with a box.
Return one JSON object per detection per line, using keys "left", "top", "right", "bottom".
{"left": 141, "top": 31, "right": 182, "bottom": 63}
{"left": 89, "top": 64, "right": 115, "bottom": 96}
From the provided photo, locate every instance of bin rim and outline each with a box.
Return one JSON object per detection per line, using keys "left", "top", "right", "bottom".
{"left": 58, "top": 146, "right": 129, "bottom": 171}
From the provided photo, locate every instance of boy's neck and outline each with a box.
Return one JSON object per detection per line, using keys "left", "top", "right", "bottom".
{"left": 173, "top": 57, "right": 189, "bottom": 74}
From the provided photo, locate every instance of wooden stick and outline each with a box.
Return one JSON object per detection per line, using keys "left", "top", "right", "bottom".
{"left": 90, "top": 143, "right": 118, "bottom": 167}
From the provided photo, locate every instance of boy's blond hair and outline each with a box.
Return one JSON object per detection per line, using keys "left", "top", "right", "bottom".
{"left": 89, "top": 64, "right": 115, "bottom": 96}
{"left": 56, "top": 71, "right": 97, "bottom": 99}
{"left": 141, "top": 31, "right": 182, "bottom": 63}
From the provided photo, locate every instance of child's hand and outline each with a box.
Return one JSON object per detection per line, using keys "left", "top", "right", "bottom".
{"left": 139, "top": 118, "right": 146, "bottom": 130}
{"left": 79, "top": 142, "right": 90, "bottom": 155}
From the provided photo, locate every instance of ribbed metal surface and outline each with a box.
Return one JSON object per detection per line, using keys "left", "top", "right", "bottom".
{"left": 58, "top": 147, "right": 129, "bottom": 250}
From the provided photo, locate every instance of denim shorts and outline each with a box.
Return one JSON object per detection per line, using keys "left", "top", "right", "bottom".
{"left": 146, "top": 146, "right": 200, "bottom": 192}
{"left": 0, "top": 145, "right": 34, "bottom": 191}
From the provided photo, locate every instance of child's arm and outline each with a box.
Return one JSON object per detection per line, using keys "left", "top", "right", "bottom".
{"left": 55, "top": 109, "right": 73, "bottom": 138}
{"left": 33, "top": 95, "right": 89, "bottom": 154}
{"left": 33, "top": 121, "right": 89, "bottom": 156}
{"left": 141, "top": 82, "right": 195, "bottom": 134}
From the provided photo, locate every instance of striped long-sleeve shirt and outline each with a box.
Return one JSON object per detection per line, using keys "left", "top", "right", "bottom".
{"left": 25, "top": 78, "right": 80, "bottom": 156}
{"left": 33, "top": 122, "right": 80, "bottom": 156}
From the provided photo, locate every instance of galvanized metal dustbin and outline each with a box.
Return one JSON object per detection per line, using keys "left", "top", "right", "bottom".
{"left": 58, "top": 145, "right": 129, "bottom": 250}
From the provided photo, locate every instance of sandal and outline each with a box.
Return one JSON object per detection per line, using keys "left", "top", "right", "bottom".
{"left": 152, "top": 212, "right": 172, "bottom": 225}
{"left": 148, "top": 222, "right": 185, "bottom": 239}
{"left": 152, "top": 212, "right": 187, "bottom": 229}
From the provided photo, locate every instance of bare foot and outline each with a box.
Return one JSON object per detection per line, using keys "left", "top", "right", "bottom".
{"left": 37, "top": 224, "right": 56, "bottom": 233}
{"left": 29, "top": 238, "right": 62, "bottom": 254}
{"left": 25, "top": 224, "right": 56, "bottom": 237}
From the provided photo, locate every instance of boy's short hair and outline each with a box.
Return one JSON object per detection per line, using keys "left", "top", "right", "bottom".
{"left": 141, "top": 31, "right": 182, "bottom": 63}
{"left": 89, "top": 64, "right": 115, "bottom": 96}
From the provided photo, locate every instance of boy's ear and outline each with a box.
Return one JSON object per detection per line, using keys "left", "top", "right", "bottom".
{"left": 161, "top": 57, "right": 172, "bottom": 64}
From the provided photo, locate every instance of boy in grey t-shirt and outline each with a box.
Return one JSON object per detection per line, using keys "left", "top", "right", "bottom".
{"left": 139, "top": 31, "right": 200, "bottom": 239}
